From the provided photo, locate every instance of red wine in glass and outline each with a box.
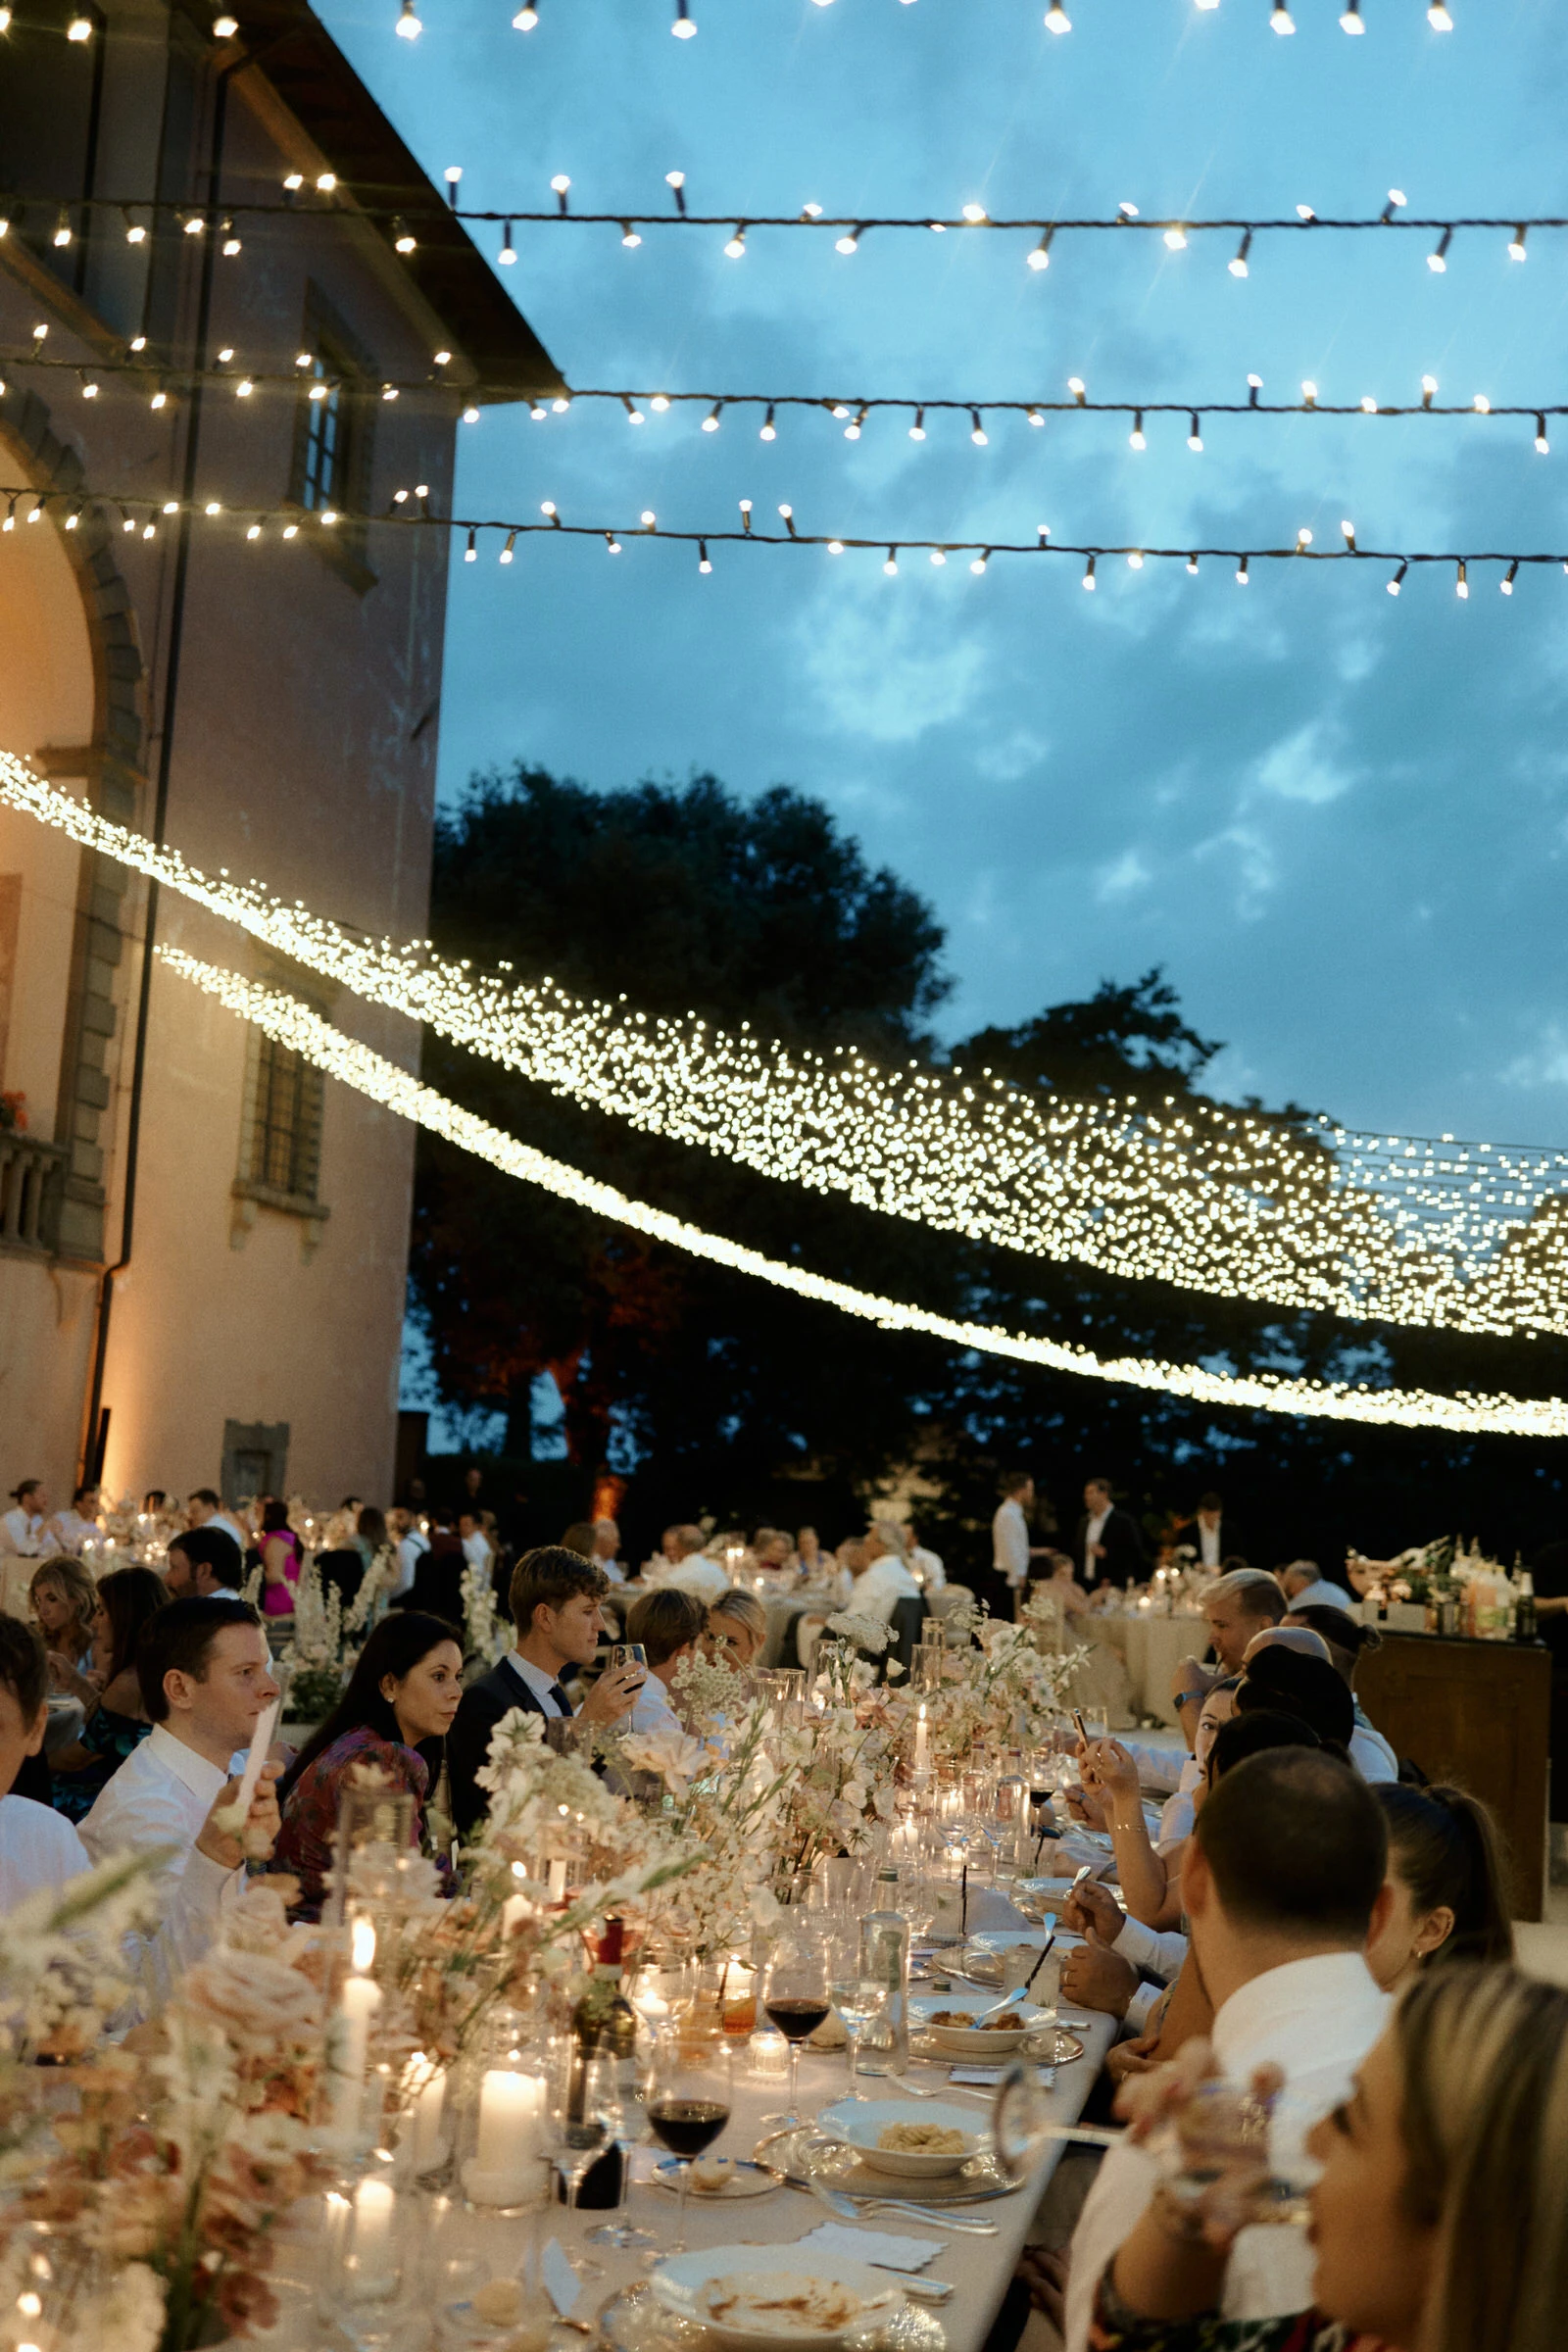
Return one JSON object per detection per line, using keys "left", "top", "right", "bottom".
{"left": 763, "top": 1997, "right": 832, "bottom": 2042}
{"left": 648, "top": 2099, "right": 730, "bottom": 2160}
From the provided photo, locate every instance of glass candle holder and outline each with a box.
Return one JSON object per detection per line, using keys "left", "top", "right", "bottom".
{"left": 457, "top": 2011, "right": 548, "bottom": 2212}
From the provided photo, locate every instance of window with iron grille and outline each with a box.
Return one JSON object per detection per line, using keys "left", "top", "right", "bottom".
{"left": 298, "top": 356, "right": 346, "bottom": 512}
{"left": 245, "top": 1029, "right": 324, "bottom": 1203}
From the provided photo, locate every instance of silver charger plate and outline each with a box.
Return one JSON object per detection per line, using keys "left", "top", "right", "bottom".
{"left": 752, "top": 2126, "right": 1021, "bottom": 2206}
{"left": 595, "top": 2279, "right": 946, "bottom": 2352}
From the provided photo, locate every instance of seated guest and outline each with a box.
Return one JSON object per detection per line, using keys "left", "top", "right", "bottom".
{"left": 852, "top": 1524, "right": 922, "bottom": 1624}
{"left": 590, "top": 1516, "right": 626, "bottom": 1584}
{"left": 405, "top": 1510, "right": 466, "bottom": 1621}
{"left": 445, "top": 1547, "right": 645, "bottom": 1836}
{"left": 46, "top": 1485, "right": 101, "bottom": 1555}
{"left": 1278, "top": 1556, "right": 1356, "bottom": 1612}
{"left": 1367, "top": 1781, "right": 1513, "bottom": 1988}
{"left": 81, "top": 1597, "right": 281, "bottom": 1897}
{"left": 562, "top": 1519, "right": 597, "bottom": 1562}
{"left": 751, "top": 1528, "right": 792, "bottom": 1573}
{"left": 1064, "top": 1746, "right": 1393, "bottom": 2352}
{"left": 389, "top": 1507, "right": 430, "bottom": 1600}
{"left": 30, "top": 1556, "right": 97, "bottom": 1674}
{"left": 257, "top": 1498, "right": 302, "bottom": 1618}
{"left": 0, "top": 1612, "right": 277, "bottom": 2016}
{"left": 706, "top": 1588, "right": 768, "bottom": 1671}
{"left": 1285, "top": 1602, "right": 1398, "bottom": 1779}
{"left": 164, "top": 1526, "right": 244, "bottom": 1598}
{"left": 186, "top": 1486, "right": 247, "bottom": 1550}
{"left": 1234, "top": 1641, "right": 1355, "bottom": 1759}
{"left": 624, "top": 1588, "right": 709, "bottom": 1732}
{"left": 1102, "top": 1569, "right": 1289, "bottom": 1820}
{"left": 796, "top": 1527, "right": 829, "bottom": 1585}
{"left": 1089, "top": 1965, "right": 1568, "bottom": 2352}
{"left": 48, "top": 1566, "right": 168, "bottom": 1821}
{"left": 273, "top": 1612, "right": 464, "bottom": 1915}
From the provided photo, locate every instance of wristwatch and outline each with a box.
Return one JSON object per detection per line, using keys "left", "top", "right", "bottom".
{"left": 1174, "top": 1686, "right": 1209, "bottom": 1711}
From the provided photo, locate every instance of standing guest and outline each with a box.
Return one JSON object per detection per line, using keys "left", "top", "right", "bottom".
{"left": 1087, "top": 1966, "right": 1568, "bottom": 2352}
{"left": 706, "top": 1589, "right": 768, "bottom": 1671}
{"left": 257, "top": 1499, "right": 302, "bottom": 1617}
{"left": 445, "top": 1548, "right": 645, "bottom": 1835}
{"left": 590, "top": 1516, "right": 626, "bottom": 1584}
{"left": 2, "top": 1481, "right": 47, "bottom": 1555}
{"left": 46, "top": 1565, "right": 168, "bottom": 1822}
{"left": 273, "top": 1611, "right": 464, "bottom": 1916}
{"left": 186, "top": 1487, "right": 247, "bottom": 1549}
{"left": 1075, "top": 1477, "right": 1149, "bottom": 1592}
{"left": 29, "top": 1557, "right": 97, "bottom": 1676}
{"left": 993, "top": 1470, "right": 1043, "bottom": 1605}
{"left": 1366, "top": 1782, "right": 1514, "bottom": 1988}
{"left": 1063, "top": 1747, "right": 1392, "bottom": 2352}
{"left": 79, "top": 1597, "right": 282, "bottom": 1939}
{"left": 1189, "top": 1490, "right": 1241, "bottom": 1571}
{"left": 624, "top": 1588, "right": 709, "bottom": 1733}
{"left": 47, "top": 1486, "right": 101, "bottom": 1555}
{"left": 561, "top": 1519, "right": 597, "bottom": 1562}
{"left": 164, "top": 1527, "right": 245, "bottom": 1598}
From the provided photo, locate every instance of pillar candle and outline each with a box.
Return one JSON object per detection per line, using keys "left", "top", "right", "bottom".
{"left": 331, "top": 1974, "right": 382, "bottom": 2135}
{"left": 476, "top": 2068, "right": 543, "bottom": 2176}
{"left": 352, "top": 2178, "right": 397, "bottom": 2295}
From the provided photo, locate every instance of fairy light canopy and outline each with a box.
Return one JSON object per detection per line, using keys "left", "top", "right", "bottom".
{"left": 6, "top": 752, "right": 1568, "bottom": 1346}
{"left": 156, "top": 946, "right": 1566, "bottom": 1441}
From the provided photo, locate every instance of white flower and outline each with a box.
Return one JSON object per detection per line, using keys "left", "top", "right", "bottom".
{"left": 825, "top": 1611, "right": 890, "bottom": 1653}
{"left": 619, "top": 1724, "right": 708, "bottom": 1791}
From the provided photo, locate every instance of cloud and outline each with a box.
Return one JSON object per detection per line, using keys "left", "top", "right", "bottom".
{"left": 795, "top": 589, "right": 989, "bottom": 744}
{"left": 1252, "top": 722, "right": 1353, "bottom": 808}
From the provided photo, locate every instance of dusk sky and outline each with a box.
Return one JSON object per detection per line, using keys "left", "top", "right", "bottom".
{"left": 321, "top": 0, "right": 1568, "bottom": 1153}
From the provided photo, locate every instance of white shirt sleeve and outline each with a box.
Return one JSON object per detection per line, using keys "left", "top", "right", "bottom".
{"left": 1113, "top": 1914, "right": 1190, "bottom": 1982}
{"left": 1114, "top": 1736, "right": 1190, "bottom": 1793}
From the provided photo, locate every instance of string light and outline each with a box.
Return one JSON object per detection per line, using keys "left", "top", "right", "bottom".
{"left": 154, "top": 947, "right": 1568, "bottom": 1442}
{"left": 6, "top": 485, "right": 1565, "bottom": 597}
{"left": 396, "top": 0, "right": 421, "bottom": 32}
{"left": 672, "top": 0, "right": 696, "bottom": 31}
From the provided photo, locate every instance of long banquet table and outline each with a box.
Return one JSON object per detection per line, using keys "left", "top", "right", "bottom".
{"left": 551, "top": 2011, "right": 1120, "bottom": 2352}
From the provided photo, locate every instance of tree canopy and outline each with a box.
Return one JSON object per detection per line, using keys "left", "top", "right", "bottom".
{"left": 411, "top": 763, "right": 1568, "bottom": 1571}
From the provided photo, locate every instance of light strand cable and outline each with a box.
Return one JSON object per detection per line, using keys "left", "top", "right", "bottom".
{"left": 153, "top": 947, "right": 1568, "bottom": 1441}
{"left": 3, "top": 486, "right": 1565, "bottom": 580}
{"left": 7, "top": 753, "right": 1568, "bottom": 1343}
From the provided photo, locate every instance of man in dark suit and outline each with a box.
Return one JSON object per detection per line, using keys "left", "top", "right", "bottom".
{"left": 1074, "top": 1476, "right": 1149, "bottom": 1592}
{"left": 1189, "top": 1490, "right": 1245, "bottom": 1573}
{"left": 446, "top": 1544, "right": 644, "bottom": 1836}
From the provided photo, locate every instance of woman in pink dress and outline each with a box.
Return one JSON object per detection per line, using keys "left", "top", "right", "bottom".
{"left": 259, "top": 1497, "right": 302, "bottom": 1617}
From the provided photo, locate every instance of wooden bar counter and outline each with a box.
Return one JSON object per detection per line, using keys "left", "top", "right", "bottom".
{"left": 1357, "top": 1633, "right": 1550, "bottom": 1921}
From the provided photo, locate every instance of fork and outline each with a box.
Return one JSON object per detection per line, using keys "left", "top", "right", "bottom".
{"left": 807, "top": 2178, "right": 1002, "bottom": 2234}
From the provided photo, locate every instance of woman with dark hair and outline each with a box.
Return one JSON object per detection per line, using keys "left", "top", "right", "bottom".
{"left": 273, "top": 1611, "right": 464, "bottom": 1916}
{"left": 259, "top": 1497, "right": 302, "bottom": 1618}
{"left": 1366, "top": 1781, "right": 1514, "bottom": 1988}
{"left": 47, "top": 1565, "right": 169, "bottom": 1822}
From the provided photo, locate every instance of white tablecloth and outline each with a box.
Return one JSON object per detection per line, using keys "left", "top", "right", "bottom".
{"left": 1083, "top": 1613, "right": 1207, "bottom": 1727}
{"left": 558, "top": 2013, "right": 1119, "bottom": 2352}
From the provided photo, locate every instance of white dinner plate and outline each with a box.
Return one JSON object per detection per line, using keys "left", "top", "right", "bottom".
{"left": 907, "top": 1991, "right": 1051, "bottom": 2053}
{"left": 650, "top": 2243, "right": 900, "bottom": 2349}
{"left": 818, "top": 2095, "right": 990, "bottom": 2177}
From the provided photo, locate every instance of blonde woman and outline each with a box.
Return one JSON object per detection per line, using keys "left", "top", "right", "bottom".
{"left": 1090, "top": 1964, "right": 1568, "bottom": 2352}
{"left": 30, "top": 1555, "right": 99, "bottom": 1685}
{"left": 706, "top": 1587, "right": 768, "bottom": 1671}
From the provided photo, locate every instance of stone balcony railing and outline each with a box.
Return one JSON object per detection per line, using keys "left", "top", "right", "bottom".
{"left": 0, "top": 1134, "right": 67, "bottom": 1257}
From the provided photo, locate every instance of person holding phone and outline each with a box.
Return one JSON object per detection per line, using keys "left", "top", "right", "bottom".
{"left": 623, "top": 1588, "right": 709, "bottom": 1733}
{"left": 446, "top": 1547, "right": 645, "bottom": 1836}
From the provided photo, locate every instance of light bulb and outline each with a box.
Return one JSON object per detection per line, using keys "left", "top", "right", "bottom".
{"left": 1045, "top": 0, "right": 1071, "bottom": 28}
{"left": 1163, "top": 227, "right": 1188, "bottom": 251}
{"left": 67, "top": 11, "right": 92, "bottom": 36}
{"left": 1128, "top": 412, "right": 1146, "bottom": 450}
{"left": 620, "top": 224, "right": 641, "bottom": 247}
{"left": 1428, "top": 2, "right": 1452, "bottom": 27}
{"left": 909, "top": 411, "right": 926, "bottom": 440}
{"left": 1473, "top": 394, "right": 1491, "bottom": 415}
{"left": 1536, "top": 416, "right": 1549, "bottom": 454}
{"left": 1455, "top": 562, "right": 1468, "bottom": 598}
{"left": 1187, "top": 414, "right": 1203, "bottom": 451}
{"left": 835, "top": 231, "right": 859, "bottom": 255}
{"left": 514, "top": 3, "right": 539, "bottom": 24}
{"left": 702, "top": 404, "right": 721, "bottom": 432}
{"left": 1236, "top": 556, "right": 1250, "bottom": 584}
{"left": 1340, "top": 0, "right": 1362, "bottom": 24}
{"left": 650, "top": 395, "right": 670, "bottom": 413}
{"left": 1501, "top": 562, "right": 1518, "bottom": 595}
{"left": 1359, "top": 395, "right": 1378, "bottom": 414}
{"left": 394, "top": 220, "right": 416, "bottom": 253}
{"left": 723, "top": 228, "right": 746, "bottom": 259}
{"left": 1027, "top": 231, "right": 1054, "bottom": 270}
{"left": 1508, "top": 225, "right": 1528, "bottom": 262}
{"left": 1127, "top": 551, "right": 1144, "bottom": 569}
{"left": 214, "top": 11, "right": 238, "bottom": 33}
{"left": 1270, "top": 5, "right": 1295, "bottom": 32}
{"left": 1428, "top": 228, "right": 1451, "bottom": 272}
{"left": 961, "top": 204, "right": 988, "bottom": 223}
{"left": 929, "top": 549, "right": 947, "bottom": 565}
{"left": 1229, "top": 231, "right": 1251, "bottom": 277}
{"left": 396, "top": 0, "right": 421, "bottom": 37}
{"left": 1082, "top": 556, "right": 1097, "bottom": 590}
{"left": 125, "top": 219, "right": 146, "bottom": 243}
{"left": 52, "top": 211, "right": 72, "bottom": 248}
{"left": 969, "top": 410, "right": 988, "bottom": 445}
{"left": 970, "top": 554, "right": 988, "bottom": 573}
{"left": 672, "top": 0, "right": 697, "bottom": 30}
{"left": 760, "top": 405, "right": 776, "bottom": 441}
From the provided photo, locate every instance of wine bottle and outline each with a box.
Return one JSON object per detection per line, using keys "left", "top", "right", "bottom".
{"left": 560, "top": 1918, "right": 637, "bottom": 2209}
{"left": 1515, "top": 1569, "right": 1539, "bottom": 1644}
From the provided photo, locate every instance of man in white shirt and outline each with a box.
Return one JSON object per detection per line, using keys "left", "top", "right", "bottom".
{"left": 1, "top": 1479, "right": 48, "bottom": 1557}
{"left": 389, "top": 1507, "right": 430, "bottom": 1600}
{"left": 992, "top": 1472, "right": 1042, "bottom": 1600}
{"left": 1063, "top": 1746, "right": 1393, "bottom": 2351}
{"left": 1280, "top": 1561, "right": 1357, "bottom": 1613}
{"left": 446, "top": 1546, "right": 645, "bottom": 1836}
{"left": 851, "top": 1534, "right": 921, "bottom": 1627}
{"left": 590, "top": 1516, "right": 627, "bottom": 1586}
{"left": 185, "top": 1488, "right": 248, "bottom": 1551}
{"left": 458, "top": 1510, "right": 494, "bottom": 1574}
{"left": 624, "top": 1587, "right": 707, "bottom": 1733}
{"left": 165, "top": 1527, "right": 245, "bottom": 1597}
{"left": 902, "top": 1523, "right": 946, "bottom": 1590}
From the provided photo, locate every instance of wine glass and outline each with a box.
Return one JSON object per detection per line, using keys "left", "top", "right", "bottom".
{"left": 541, "top": 2043, "right": 614, "bottom": 2277}
{"left": 760, "top": 1927, "right": 831, "bottom": 2128}
{"left": 644, "top": 2032, "right": 733, "bottom": 2259}
{"left": 827, "top": 1932, "right": 888, "bottom": 2101}
{"left": 584, "top": 2037, "right": 657, "bottom": 2252}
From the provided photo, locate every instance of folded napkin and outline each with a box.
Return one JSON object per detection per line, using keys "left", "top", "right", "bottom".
{"left": 793, "top": 2222, "right": 947, "bottom": 2274}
